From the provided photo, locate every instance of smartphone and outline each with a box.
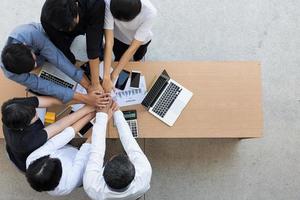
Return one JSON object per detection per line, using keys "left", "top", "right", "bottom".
{"left": 115, "top": 70, "right": 130, "bottom": 90}
{"left": 130, "top": 71, "right": 141, "bottom": 88}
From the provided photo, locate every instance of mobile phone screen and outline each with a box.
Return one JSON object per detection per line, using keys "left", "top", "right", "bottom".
{"left": 115, "top": 70, "right": 130, "bottom": 90}
{"left": 130, "top": 71, "right": 141, "bottom": 88}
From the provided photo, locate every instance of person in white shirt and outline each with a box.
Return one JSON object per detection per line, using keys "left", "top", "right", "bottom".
{"left": 25, "top": 105, "right": 96, "bottom": 196}
{"left": 102, "top": 0, "right": 157, "bottom": 92}
{"left": 83, "top": 101, "right": 152, "bottom": 200}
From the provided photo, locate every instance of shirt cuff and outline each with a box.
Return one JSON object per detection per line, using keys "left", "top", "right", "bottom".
{"left": 113, "top": 110, "right": 124, "bottom": 122}
{"left": 96, "top": 112, "right": 108, "bottom": 122}
{"left": 62, "top": 89, "right": 75, "bottom": 103}
{"left": 73, "top": 69, "right": 84, "bottom": 83}
{"left": 65, "top": 127, "right": 76, "bottom": 138}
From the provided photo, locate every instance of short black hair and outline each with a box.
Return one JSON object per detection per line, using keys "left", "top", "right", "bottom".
{"left": 1, "top": 99, "right": 36, "bottom": 130}
{"left": 103, "top": 154, "right": 135, "bottom": 190}
{"left": 110, "top": 0, "right": 141, "bottom": 21}
{"left": 41, "top": 0, "right": 78, "bottom": 32}
{"left": 26, "top": 155, "right": 62, "bottom": 192}
{"left": 1, "top": 43, "right": 35, "bottom": 74}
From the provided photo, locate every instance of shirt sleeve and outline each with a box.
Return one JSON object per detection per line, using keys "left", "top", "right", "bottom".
{"left": 83, "top": 112, "right": 108, "bottom": 200}
{"left": 10, "top": 96, "right": 39, "bottom": 108}
{"left": 26, "top": 127, "right": 76, "bottom": 169}
{"left": 1, "top": 67, "right": 74, "bottom": 103}
{"left": 31, "top": 26, "right": 84, "bottom": 83}
{"left": 134, "top": 13, "right": 156, "bottom": 42}
{"left": 104, "top": 0, "right": 114, "bottom": 30}
{"left": 64, "top": 143, "right": 91, "bottom": 194}
{"left": 86, "top": 0, "right": 105, "bottom": 59}
{"left": 113, "top": 111, "right": 152, "bottom": 189}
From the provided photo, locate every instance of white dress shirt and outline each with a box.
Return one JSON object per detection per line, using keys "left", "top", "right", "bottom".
{"left": 104, "top": 0, "right": 157, "bottom": 45}
{"left": 26, "top": 127, "right": 91, "bottom": 196}
{"left": 83, "top": 111, "right": 152, "bottom": 200}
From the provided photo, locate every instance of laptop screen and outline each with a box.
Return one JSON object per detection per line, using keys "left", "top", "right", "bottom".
{"left": 141, "top": 70, "right": 170, "bottom": 108}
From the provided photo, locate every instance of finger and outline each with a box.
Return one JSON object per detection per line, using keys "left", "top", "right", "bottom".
{"left": 97, "top": 101, "right": 110, "bottom": 106}
{"left": 96, "top": 104, "right": 106, "bottom": 109}
{"left": 98, "top": 97, "right": 111, "bottom": 101}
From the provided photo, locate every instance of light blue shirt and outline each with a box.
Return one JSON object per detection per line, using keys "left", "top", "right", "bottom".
{"left": 1, "top": 23, "right": 84, "bottom": 103}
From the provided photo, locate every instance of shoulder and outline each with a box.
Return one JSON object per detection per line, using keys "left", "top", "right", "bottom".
{"left": 142, "top": 0, "right": 157, "bottom": 17}
{"left": 11, "top": 23, "right": 42, "bottom": 36}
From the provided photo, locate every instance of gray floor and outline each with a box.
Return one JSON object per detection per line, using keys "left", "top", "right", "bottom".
{"left": 1, "top": 0, "right": 300, "bottom": 199}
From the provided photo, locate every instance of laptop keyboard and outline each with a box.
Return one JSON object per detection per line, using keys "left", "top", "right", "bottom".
{"left": 152, "top": 82, "right": 182, "bottom": 118}
{"left": 40, "top": 71, "right": 74, "bottom": 89}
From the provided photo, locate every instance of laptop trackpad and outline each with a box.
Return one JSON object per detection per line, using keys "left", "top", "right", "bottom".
{"left": 171, "top": 100, "right": 186, "bottom": 115}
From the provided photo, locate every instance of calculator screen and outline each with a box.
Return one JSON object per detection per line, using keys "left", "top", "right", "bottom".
{"left": 125, "top": 113, "right": 136, "bottom": 119}
{"left": 123, "top": 110, "right": 137, "bottom": 120}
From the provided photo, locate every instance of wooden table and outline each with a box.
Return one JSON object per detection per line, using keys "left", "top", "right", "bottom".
{"left": 108, "top": 61, "right": 263, "bottom": 138}
{"left": 0, "top": 61, "right": 263, "bottom": 139}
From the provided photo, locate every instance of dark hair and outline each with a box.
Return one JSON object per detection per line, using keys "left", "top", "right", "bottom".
{"left": 26, "top": 155, "right": 62, "bottom": 192}
{"left": 1, "top": 44, "right": 35, "bottom": 74}
{"left": 103, "top": 154, "right": 135, "bottom": 190}
{"left": 41, "top": 0, "right": 78, "bottom": 31}
{"left": 110, "top": 0, "right": 141, "bottom": 21}
{"left": 1, "top": 99, "right": 36, "bottom": 130}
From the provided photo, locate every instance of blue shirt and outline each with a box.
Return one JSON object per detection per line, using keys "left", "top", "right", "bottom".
{"left": 1, "top": 23, "right": 84, "bottom": 103}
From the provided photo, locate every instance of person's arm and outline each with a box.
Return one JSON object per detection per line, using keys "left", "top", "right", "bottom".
{"left": 44, "top": 105, "right": 94, "bottom": 139}
{"left": 26, "top": 126, "right": 76, "bottom": 169}
{"left": 113, "top": 110, "right": 152, "bottom": 188}
{"left": 83, "top": 112, "right": 108, "bottom": 199}
{"left": 111, "top": 40, "right": 142, "bottom": 82}
{"left": 86, "top": 0, "right": 105, "bottom": 93}
{"left": 34, "top": 24, "right": 90, "bottom": 90}
{"left": 64, "top": 113, "right": 95, "bottom": 192}
{"left": 102, "top": 29, "right": 115, "bottom": 92}
{"left": 111, "top": 14, "right": 156, "bottom": 81}
{"left": 37, "top": 96, "right": 62, "bottom": 108}
{"left": 1, "top": 68, "right": 74, "bottom": 103}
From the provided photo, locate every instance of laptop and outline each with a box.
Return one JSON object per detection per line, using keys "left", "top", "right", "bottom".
{"left": 142, "top": 70, "right": 193, "bottom": 126}
{"left": 38, "top": 62, "right": 77, "bottom": 90}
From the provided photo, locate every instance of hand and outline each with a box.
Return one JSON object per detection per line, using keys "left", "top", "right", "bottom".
{"left": 110, "top": 101, "right": 119, "bottom": 113}
{"left": 88, "top": 83, "right": 104, "bottom": 94}
{"left": 84, "top": 91, "right": 111, "bottom": 107}
{"left": 97, "top": 99, "right": 111, "bottom": 113}
{"left": 107, "top": 101, "right": 119, "bottom": 120}
{"left": 102, "top": 77, "right": 115, "bottom": 92}
{"left": 97, "top": 100, "right": 119, "bottom": 120}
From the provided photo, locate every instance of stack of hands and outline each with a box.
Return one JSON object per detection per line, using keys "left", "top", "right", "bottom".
{"left": 84, "top": 72, "right": 118, "bottom": 109}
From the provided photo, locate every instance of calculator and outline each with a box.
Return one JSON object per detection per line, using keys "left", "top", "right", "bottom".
{"left": 122, "top": 110, "right": 138, "bottom": 138}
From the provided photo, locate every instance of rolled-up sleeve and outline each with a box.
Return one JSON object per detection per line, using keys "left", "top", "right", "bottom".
{"left": 134, "top": 13, "right": 156, "bottom": 42}
{"left": 104, "top": 0, "right": 114, "bottom": 30}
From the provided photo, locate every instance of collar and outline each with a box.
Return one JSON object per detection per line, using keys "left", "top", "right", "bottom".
{"left": 108, "top": 184, "right": 130, "bottom": 193}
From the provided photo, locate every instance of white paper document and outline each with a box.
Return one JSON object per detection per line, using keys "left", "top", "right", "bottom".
{"left": 113, "top": 75, "right": 147, "bottom": 107}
